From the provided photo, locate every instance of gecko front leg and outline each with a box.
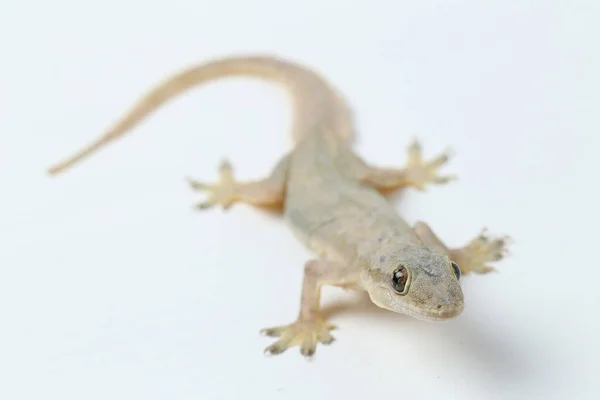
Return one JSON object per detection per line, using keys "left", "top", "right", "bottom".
{"left": 351, "top": 140, "right": 455, "bottom": 193}
{"left": 187, "top": 154, "right": 289, "bottom": 210}
{"left": 260, "top": 259, "right": 357, "bottom": 358}
{"left": 413, "top": 221, "right": 511, "bottom": 274}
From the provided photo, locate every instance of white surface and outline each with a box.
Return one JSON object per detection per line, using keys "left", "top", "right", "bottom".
{"left": 1, "top": 1, "right": 599, "bottom": 399}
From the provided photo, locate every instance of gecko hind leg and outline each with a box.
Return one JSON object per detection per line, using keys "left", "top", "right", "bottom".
{"left": 352, "top": 139, "right": 456, "bottom": 194}
{"left": 413, "top": 221, "right": 511, "bottom": 275}
{"left": 187, "top": 155, "right": 289, "bottom": 210}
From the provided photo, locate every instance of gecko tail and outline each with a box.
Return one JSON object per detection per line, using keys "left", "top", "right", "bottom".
{"left": 47, "top": 55, "right": 352, "bottom": 175}
{"left": 47, "top": 60, "right": 239, "bottom": 176}
{"left": 46, "top": 67, "right": 180, "bottom": 175}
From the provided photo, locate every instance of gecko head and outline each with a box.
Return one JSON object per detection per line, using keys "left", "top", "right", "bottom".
{"left": 364, "top": 244, "right": 464, "bottom": 322}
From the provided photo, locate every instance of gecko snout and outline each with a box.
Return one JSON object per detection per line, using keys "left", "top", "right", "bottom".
{"left": 434, "top": 295, "right": 464, "bottom": 319}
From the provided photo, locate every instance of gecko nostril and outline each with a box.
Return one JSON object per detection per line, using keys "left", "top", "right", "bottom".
{"left": 437, "top": 305, "right": 442, "bottom": 309}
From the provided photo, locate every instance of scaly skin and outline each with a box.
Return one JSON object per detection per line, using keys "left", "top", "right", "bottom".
{"left": 47, "top": 55, "right": 510, "bottom": 358}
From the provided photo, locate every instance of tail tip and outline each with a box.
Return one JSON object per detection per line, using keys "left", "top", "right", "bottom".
{"left": 46, "top": 164, "right": 63, "bottom": 176}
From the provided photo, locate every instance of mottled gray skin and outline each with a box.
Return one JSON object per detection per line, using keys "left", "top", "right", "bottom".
{"left": 47, "top": 55, "right": 509, "bottom": 358}
{"left": 285, "top": 132, "right": 463, "bottom": 322}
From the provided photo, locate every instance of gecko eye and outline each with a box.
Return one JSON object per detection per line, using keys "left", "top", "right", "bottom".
{"left": 391, "top": 265, "right": 410, "bottom": 294}
{"left": 451, "top": 261, "right": 461, "bottom": 280}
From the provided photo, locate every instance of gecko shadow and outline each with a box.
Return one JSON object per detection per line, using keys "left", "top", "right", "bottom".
{"left": 320, "top": 288, "right": 535, "bottom": 390}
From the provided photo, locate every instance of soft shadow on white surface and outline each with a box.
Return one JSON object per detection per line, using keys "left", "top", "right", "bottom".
{"left": 1, "top": 1, "right": 599, "bottom": 400}
{"left": 321, "top": 288, "right": 552, "bottom": 396}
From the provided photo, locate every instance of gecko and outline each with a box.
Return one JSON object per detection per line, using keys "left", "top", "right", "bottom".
{"left": 47, "top": 55, "right": 510, "bottom": 358}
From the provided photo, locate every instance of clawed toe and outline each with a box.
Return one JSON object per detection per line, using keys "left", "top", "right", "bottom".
{"left": 404, "top": 141, "right": 456, "bottom": 190}
{"left": 187, "top": 160, "right": 238, "bottom": 209}
{"left": 261, "top": 318, "right": 336, "bottom": 358}
{"left": 451, "top": 229, "right": 512, "bottom": 275}
{"left": 264, "top": 339, "right": 292, "bottom": 356}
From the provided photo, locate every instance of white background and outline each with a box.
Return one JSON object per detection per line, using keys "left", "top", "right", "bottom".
{"left": 1, "top": 1, "right": 599, "bottom": 399}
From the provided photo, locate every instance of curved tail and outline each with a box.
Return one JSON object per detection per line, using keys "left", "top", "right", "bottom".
{"left": 47, "top": 55, "right": 353, "bottom": 175}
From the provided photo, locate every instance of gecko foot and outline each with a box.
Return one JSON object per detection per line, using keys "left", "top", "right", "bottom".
{"left": 404, "top": 140, "right": 456, "bottom": 190}
{"left": 187, "top": 160, "right": 239, "bottom": 210}
{"left": 260, "top": 316, "right": 336, "bottom": 358}
{"left": 450, "top": 229, "right": 512, "bottom": 274}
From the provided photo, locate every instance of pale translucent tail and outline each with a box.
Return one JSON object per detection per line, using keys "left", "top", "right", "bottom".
{"left": 47, "top": 55, "right": 352, "bottom": 175}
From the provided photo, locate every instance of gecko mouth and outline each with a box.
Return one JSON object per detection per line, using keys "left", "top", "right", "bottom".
{"left": 369, "top": 288, "right": 464, "bottom": 322}
{"left": 405, "top": 302, "right": 465, "bottom": 322}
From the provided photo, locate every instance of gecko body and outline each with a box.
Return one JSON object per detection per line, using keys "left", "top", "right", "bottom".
{"left": 48, "top": 55, "right": 509, "bottom": 357}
